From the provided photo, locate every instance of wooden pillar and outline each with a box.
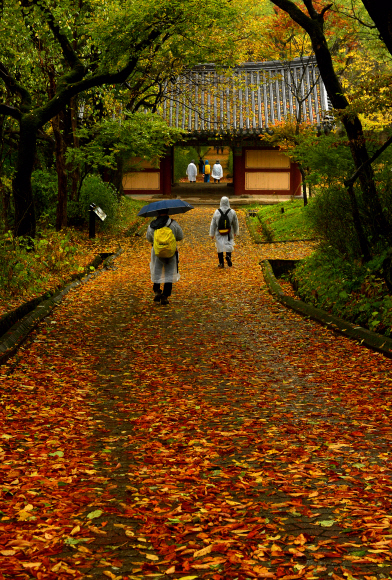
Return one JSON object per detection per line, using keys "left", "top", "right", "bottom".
{"left": 290, "top": 162, "right": 302, "bottom": 197}
{"left": 233, "top": 146, "right": 245, "bottom": 196}
{"left": 161, "top": 150, "right": 172, "bottom": 197}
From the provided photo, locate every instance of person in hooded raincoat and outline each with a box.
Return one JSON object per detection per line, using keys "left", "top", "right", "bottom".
{"left": 209, "top": 196, "right": 239, "bottom": 268}
{"left": 203, "top": 159, "right": 211, "bottom": 182}
{"left": 186, "top": 160, "right": 197, "bottom": 183}
{"left": 146, "top": 210, "right": 184, "bottom": 305}
{"left": 211, "top": 160, "right": 223, "bottom": 183}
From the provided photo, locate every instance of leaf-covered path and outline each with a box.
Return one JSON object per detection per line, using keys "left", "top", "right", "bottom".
{"left": 1, "top": 208, "right": 392, "bottom": 580}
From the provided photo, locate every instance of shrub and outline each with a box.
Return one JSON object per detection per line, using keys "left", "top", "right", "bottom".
{"left": 0, "top": 230, "right": 81, "bottom": 297}
{"left": 31, "top": 170, "right": 58, "bottom": 223}
{"left": 305, "top": 185, "right": 363, "bottom": 258}
{"left": 68, "top": 174, "right": 120, "bottom": 228}
{"left": 291, "top": 247, "right": 392, "bottom": 336}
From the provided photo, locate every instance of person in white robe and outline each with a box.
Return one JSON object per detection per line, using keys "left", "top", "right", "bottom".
{"left": 211, "top": 160, "right": 223, "bottom": 183}
{"left": 209, "top": 196, "right": 239, "bottom": 268}
{"left": 186, "top": 160, "right": 197, "bottom": 182}
{"left": 146, "top": 211, "right": 184, "bottom": 305}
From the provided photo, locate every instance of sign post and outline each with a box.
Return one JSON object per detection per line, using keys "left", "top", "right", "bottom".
{"left": 89, "top": 203, "right": 107, "bottom": 238}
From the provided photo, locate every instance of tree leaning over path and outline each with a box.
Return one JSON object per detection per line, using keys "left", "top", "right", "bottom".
{"left": 268, "top": 0, "right": 392, "bottom": 260}
{"left": 0, "top": 0, "right": 245, "bottom": 237}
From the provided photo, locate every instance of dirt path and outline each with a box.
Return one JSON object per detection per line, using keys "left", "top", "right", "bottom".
{"left": 1, "top": 208, "right": 392, "bottom": 580}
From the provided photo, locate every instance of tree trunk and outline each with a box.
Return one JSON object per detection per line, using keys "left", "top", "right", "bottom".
{"left": 299, "top": 165, "right": 307, "bottom": 206}
{"left": 12, "top": 115, "right": 37, "bottom": 238}
{"left": 0, "top": 179, "right": 10, "bottom": 232}
{"left": 361, "top": 0, "right": 392, "bottom": 56}
{"left": 113, "top": 156, "right": 124, "bottom": 199}
{"left": 270, "top": 0, "right": 392, "bottom": 250}
{"left": 69, "top": 97, "right": 80, "bottom": 202}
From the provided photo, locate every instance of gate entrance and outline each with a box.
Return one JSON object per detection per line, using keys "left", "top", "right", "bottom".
{"left": 173, "top": 145, "right": 233, "bottom": 185}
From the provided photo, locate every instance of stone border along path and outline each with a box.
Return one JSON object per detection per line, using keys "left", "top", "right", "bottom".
{"left": 2, "top": 207, "right": 392, "bottom": 579}
{"left": 261, "top": 260, "right": 392, "bottom": 358}
{"left": 0, "top": 250, "right": 122, "bottom": 366}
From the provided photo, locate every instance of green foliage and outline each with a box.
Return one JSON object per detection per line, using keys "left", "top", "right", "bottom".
{"left": 292, "top": 248, "right": 392, "bottom": 336}
{"left": 67, "top": 112, "right": 183, "bottom": 177}
{"left": 31, "top": 170, "right": 58, "bottom": 224}
{"left": 277, "top": 129, "right": 355, "bottom": 187}
{"left": 305, "top": 185, "right": 362, "bottom": 258}
{"left": 68, "top": 175, "right": 120, "bottom": 228}
{"left": 173, "top": 146, "right": 208, "bottom": 182}
{"left": 0, "top": 230, "right": 80, "bottom": 297}
{"left": 250, "top": 200, "right": 315, "bottom": 241}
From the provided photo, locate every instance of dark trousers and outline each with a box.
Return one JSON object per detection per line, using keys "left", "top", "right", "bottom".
{"left": 218, "top": 252, "right": 231, "bottom": 265}
{"left": 153, "top": 282, "right": 172, "bottom": 297}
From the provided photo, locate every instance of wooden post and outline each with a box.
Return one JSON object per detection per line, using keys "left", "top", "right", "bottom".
{"left": 233, "top": 147, "right": 245, "bottom": 196}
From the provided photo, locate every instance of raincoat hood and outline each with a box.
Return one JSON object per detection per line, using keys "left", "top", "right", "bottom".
{"left": 220, "top": 196, "right": 231, "bottom": 211}
{"left": 149, "top": 215, "right": 170, "bottom": 230}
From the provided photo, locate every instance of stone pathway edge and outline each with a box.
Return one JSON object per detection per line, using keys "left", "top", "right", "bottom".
{"left": 262, "top": 258, "right": 392, "bottom": 358}
{"left": 0, "top": 249, "right": 123, "bottom": 365}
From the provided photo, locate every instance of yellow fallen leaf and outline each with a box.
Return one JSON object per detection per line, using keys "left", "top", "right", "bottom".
{"left": 17, "top": 510, "right": 35, "bottom": 521}
{"left": 70, "top": 525, "right": 80, "bottom": 536}
{"left": 193, "top": 544, "right": 212, "bottom": 558}
{"left": 0, "top": 550, "right": 16, "bottom": 556}
{"left": 21, "top": 562, "right": 42, "bottom": 569}
{"left": 165, "top": 566, "right": 176, "bottom": 574}
{"left": 103, "top": 571, "right": 122, "bottom": 580}
{"left": 146, "top": 554, "right": 159, "bottom": 561}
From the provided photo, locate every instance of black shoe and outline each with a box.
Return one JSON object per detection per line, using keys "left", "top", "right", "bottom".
{"left": 226, "top": 256, "right": 232, "bottom": 267}
{"left": 154, "top": 291, "right": 162, "bottom": 302}
{"left": 161, "top": 295, "right": 169, "bottom": 305}
{"left": 218, "top": 263, "right": 224, "bottom": 269}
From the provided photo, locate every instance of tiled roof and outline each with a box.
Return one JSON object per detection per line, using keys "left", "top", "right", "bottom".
{"left": 160, "top": 56, "right": 332, "bottom": 136}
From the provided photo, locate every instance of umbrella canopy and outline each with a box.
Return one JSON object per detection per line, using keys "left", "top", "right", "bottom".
{"left": 137, "top": 199, "right": 194, "bottom": 217}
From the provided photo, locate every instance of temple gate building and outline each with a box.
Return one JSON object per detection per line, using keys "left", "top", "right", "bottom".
{"left": 122, "top": 56, "right": 332, "bottom": 197}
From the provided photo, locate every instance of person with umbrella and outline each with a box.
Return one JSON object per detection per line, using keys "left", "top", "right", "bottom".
{"left": 138, "top": 200, "right": 193, "bottom": 305}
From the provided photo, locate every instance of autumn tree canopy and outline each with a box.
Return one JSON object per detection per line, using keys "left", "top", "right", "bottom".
{"left": 0, "top": 0, "right": 250, "bottom": 237}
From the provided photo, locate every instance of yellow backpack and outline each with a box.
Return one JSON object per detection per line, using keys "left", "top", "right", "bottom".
{"left": 204, "top": 164, "right": 210, "bottom": 174}
{"left": 153, "top": 221, "right": 176, "bottom": 259}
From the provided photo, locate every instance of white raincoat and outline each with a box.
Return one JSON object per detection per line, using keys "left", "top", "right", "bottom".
{"left": 209, "top": 197, "right": 239, "bottom": 253}
{"left": 146, "top": 217, "right": 184, "bottom": 283}
{"left": 186, "top": 162, "right": 197, "bottom": 182}
{"left": 211, "top": 162, "right": 223, "bottom": 180}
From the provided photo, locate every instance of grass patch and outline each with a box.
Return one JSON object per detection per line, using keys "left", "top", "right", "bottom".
{"left": 291, "top": 248, "right": 392, "bottom": 336}
{"left": 248, "top": 199, "right": 315, "bottom": 242}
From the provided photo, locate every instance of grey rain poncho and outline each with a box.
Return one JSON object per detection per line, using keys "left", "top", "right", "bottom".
{"left": 209, "top": 196, "right": 239, "bottom": 253}
{"left": 211, "top": 162, "right": 223, "bottom": 180}
{"left": 186, "top": 162, "right": 197, "bottom": 182}
{"left": 146, "top": 216, "right": 184, "bottom": 284}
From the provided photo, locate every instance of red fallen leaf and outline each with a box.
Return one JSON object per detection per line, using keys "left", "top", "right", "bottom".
{"left": 141, "top": 562, "right": 159, "bottom": 572}
{"left": 351, "top": 431, "right": 365, "bottom": 436}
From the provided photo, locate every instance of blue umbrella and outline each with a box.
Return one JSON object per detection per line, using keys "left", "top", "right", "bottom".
{"left": 137, "top": 199, "right": 194, "bottom": 217}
